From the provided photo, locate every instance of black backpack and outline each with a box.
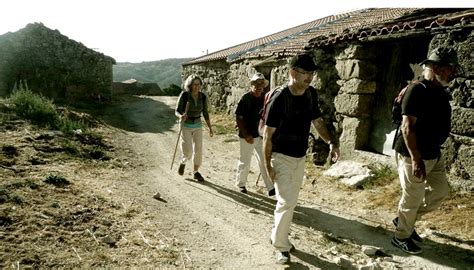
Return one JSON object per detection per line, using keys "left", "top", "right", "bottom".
{"left": 391, "top": 81, "right": 426, "bottom": 148}
{"left": 258, "top": 86, "right": 313, "bottom": 136}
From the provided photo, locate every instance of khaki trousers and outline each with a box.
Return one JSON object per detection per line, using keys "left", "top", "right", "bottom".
{"left": 271, "top": 153, "right": 306, "bottom": 252}
{"left": 235, "top": 137, "right": 274, "bottom": 191}
{"left": 395, "top": 153, "right": 449, "bottom": 239}
{"left": 180, "top": 127, "right": 203, "bottom": 167}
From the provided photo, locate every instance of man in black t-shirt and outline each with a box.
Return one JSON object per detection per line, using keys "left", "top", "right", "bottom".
{"left": 234, "top": 73, "right": 275, "bottom": 196}
{"left": 391, "top": 47, "right": 459, "bottom": 255}
{"left": 263, "top": 54, "right": 340, "bottom": 264}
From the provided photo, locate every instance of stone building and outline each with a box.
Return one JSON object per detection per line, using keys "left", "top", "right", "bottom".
{"left": 112, "top": 79, "right": 163, "bottom": 96}
{"left": 0, "top": 23, "right": 115, "bottom": 101}
{"left": 182, "top": 8, "right": 474, "bottom": 190}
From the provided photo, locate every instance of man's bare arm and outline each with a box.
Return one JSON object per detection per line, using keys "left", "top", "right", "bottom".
{"left": 401, "top": 115, "right": 425, "bottom": 180}
{"left": 263, "top": 125, "right": 276, "bottom": 182}
{"left": 312, "top": 117, "right": 340, "bottom": 162}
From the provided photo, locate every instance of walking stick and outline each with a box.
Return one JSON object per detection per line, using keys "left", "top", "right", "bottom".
{"left": 171, "top": 102, "right": 189, "bottom": 170}
{"left": 255, "top": 173, "right": 261, "bottom": 186}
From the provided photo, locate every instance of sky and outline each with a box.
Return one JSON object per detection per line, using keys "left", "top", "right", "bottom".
{"left": 1, "top": 0, "right": 470, "bottom": 63}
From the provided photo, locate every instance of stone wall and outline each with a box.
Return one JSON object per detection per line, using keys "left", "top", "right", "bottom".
{"left": 182, "top": 60, "right": 230, "bottom": 111}
{"left": 183, "top": 29, "right": 472, "bottom": 190}
{"left": 433, "top": 31, "right": 474, "bottom": 190}
{"left": 0, "top": 23, "right": 115, "bottom": 101}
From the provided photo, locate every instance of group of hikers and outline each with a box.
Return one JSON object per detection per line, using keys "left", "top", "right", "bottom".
{"left": 171, "top": 47, "right": 459, "bottom": 264}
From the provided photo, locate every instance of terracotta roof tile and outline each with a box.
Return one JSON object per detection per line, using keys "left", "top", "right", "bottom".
{"left": 183, "top": 8, "right": 474, "bottom": 66}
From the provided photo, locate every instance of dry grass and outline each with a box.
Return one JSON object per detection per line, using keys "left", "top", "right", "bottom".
{"left": 304, "top": 163, "right": 473, "bottom": 242}
{"left": 0, "top": 101, "right": 182, "bottom": 268}
{"left": 210, "top": 111, "right": 236, "bottom": 135}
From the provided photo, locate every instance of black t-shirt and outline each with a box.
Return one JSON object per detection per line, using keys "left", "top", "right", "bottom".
{"left": 394, "top": 79, "right": 451, "bottom": 159}
{"left": 266, "top": 86, "right": 321, "bottom": 158}
{"left": 235, "top": 91, "right": 264, "bottom": 138}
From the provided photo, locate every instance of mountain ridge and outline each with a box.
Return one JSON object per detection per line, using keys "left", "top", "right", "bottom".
{"left": 113, "top": 58, "right": 192, "bottom": 89}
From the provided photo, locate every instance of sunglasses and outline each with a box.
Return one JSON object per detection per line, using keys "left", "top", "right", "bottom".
{"left": 293, "top": 67, "right": 314, "bottom": 76}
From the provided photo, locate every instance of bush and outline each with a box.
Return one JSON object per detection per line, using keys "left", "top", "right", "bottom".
{"left": 162, "top": 84, "right": 182, "bottom": 96}
{"left": 9, "top": 88, "right": 58, "bottom": 127}
{"left": 9, "top": 88, "right": 88, "bottom": 134}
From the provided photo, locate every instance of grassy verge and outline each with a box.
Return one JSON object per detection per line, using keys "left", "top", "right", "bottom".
{"left": 210, "top": 111, "right": 236, "bottom": 135}
{"left": 8, "top": 88, "right": 88, "bottom": 134}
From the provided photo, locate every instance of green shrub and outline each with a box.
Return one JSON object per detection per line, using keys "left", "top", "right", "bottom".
{"left": 162, "top": 84, "right": 182, "bottom": 96}
{"left": 362, "top": 164, "right": 398, "bottom": 189}
{"left": 9, "top": 88, "right": 88, "bottom": 134}
{"left": 9, "top": 88, "right": 58, "bottom": 128}
{"left": 56, "top": 115, "right": 87, "bottom": 134}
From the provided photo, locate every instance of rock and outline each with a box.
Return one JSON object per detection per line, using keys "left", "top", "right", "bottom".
{"left": 153, "top": 192, "right": 161, "bottom": 200}
{"left": 337, "top": 255, "right": 354, "bottom": 269}
{"left": 101, "top": 236, "right": 116, "bottom": 247}
{"left": 361, "top": 245, "right": 386, "bottom": 257}
{"left": 323, "top": 160, "right": 373, "bottom": 187}
{"left": 248, "top": 208, "right": 258, "bottom": 214}
{"left": 359, "top": 261, "right": 382, "bottom": 270}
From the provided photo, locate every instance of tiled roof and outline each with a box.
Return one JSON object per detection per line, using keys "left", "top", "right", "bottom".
{"left": 183, "top": 10, "right": 360, "bottom": 65}
{"left": 183, "top": 8, "right": 474, "bottom": 66}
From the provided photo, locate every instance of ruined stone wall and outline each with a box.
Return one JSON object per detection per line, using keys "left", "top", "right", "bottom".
{"left": 0, "top": 23, "right": 115, "bottom": 101}
{"left": 433, "top": 31, "right": 474, "bottom": 190}
{"left": 182, "top": 60, "right": 229, "bottom": 111}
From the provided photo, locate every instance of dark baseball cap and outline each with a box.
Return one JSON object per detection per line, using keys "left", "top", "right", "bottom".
{"left": 289, "top": 54, "right": 320, "bottom": 71}
{"left": 420, "top": 47, "right": 458, "bottom": 66}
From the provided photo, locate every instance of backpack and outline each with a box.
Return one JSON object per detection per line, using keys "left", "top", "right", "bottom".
{"left": 257, "top": 86, "right": 313, "bottom": 137}
{"left": 391, "top": 80, "right": 426, "bottom": 148}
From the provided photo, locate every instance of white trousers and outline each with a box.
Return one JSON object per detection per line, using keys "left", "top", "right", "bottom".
{"left": 270, "top": 153, "right": 305, "bottom": 252}
{"left": 395, "top": 153, "right": 449, "bottom": 239}
{"left": 180, "top": 126, "right": 203, "bottom": 167}
{"left": 235, "top": 137, "right": 274, "bottom": 191}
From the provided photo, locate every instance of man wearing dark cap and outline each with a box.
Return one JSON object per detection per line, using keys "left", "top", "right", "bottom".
{"left": 392, "top": 47, "right": 459, "bottom": 254}
{"left": 262, "top": 53, "right": 340, "bottom": 264}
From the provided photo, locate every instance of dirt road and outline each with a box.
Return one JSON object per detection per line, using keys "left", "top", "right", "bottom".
{"left": 99, "top": 95, "right": 473, "bottom": 269}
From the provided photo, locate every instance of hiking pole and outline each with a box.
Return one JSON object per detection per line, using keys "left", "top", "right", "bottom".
{"left": 255, "top": 173, "right": 261, "bottom": 186}
{"left": 171, "top": 102, "right": 189, "bottom": 170}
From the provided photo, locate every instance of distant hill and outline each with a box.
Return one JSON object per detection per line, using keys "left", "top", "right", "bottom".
{"left": 113, "top": 58, "right": 192, "bottom": 89}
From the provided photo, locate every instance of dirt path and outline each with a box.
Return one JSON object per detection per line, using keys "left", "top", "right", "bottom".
{"left": 99, "top": 95, "right": 473, "bottom": 269}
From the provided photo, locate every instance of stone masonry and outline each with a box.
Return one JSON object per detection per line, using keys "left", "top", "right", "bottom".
{"left": 0, "top": 23, "right": 115, "bottom": 101}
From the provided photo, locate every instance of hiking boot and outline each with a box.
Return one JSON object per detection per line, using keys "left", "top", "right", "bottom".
{"left": 392, "top": 217, "right": 423, "bottom": 242}
{"left": 193, "top": 172, "right": 204, "bottom": 182}
{"left": 268, "top": 188, "right": 275, "bottom": 196}
{"left": 276, "top": 251, "right": 290, "bottom": 264}
{"left": 391, "top": 237, "right": 422, "bottom": 255}
{"left": 239, "top": 187, "right": 247, "bottom": 194}
{"left": 178, "top": 163, "right": 185, "bottom": 176}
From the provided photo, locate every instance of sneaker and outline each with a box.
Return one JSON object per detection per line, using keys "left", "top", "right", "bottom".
{"left": 393, "top": 217, "right": 423, "bottom": 242}
{"left": 239, "top": 187, "right": 247, "bottom": 194}
{"left": 178, "top": 163, "right": 185, "bottom": 176}
{"left": 193, "top": 172, "right": 204, "bottom": 182}
{"left": 268, "top": 188, "right": 275, "bottom": 196}
{"left": 276, "top": 251, "right": 290, "bottom": 264}
{"left": 391, "top": 237, "right": 422, "bottom": 255}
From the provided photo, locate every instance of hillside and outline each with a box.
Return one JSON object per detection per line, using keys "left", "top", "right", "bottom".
{"left": 113, "top": 58, "right": 193, "bottom": 89}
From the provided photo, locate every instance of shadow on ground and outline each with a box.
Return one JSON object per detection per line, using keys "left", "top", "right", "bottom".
{"left": 197, "top": 180, "right": 474, "bottom": 269}
{"left": 83, "top": 95, "right": 177, "bottom": 133}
